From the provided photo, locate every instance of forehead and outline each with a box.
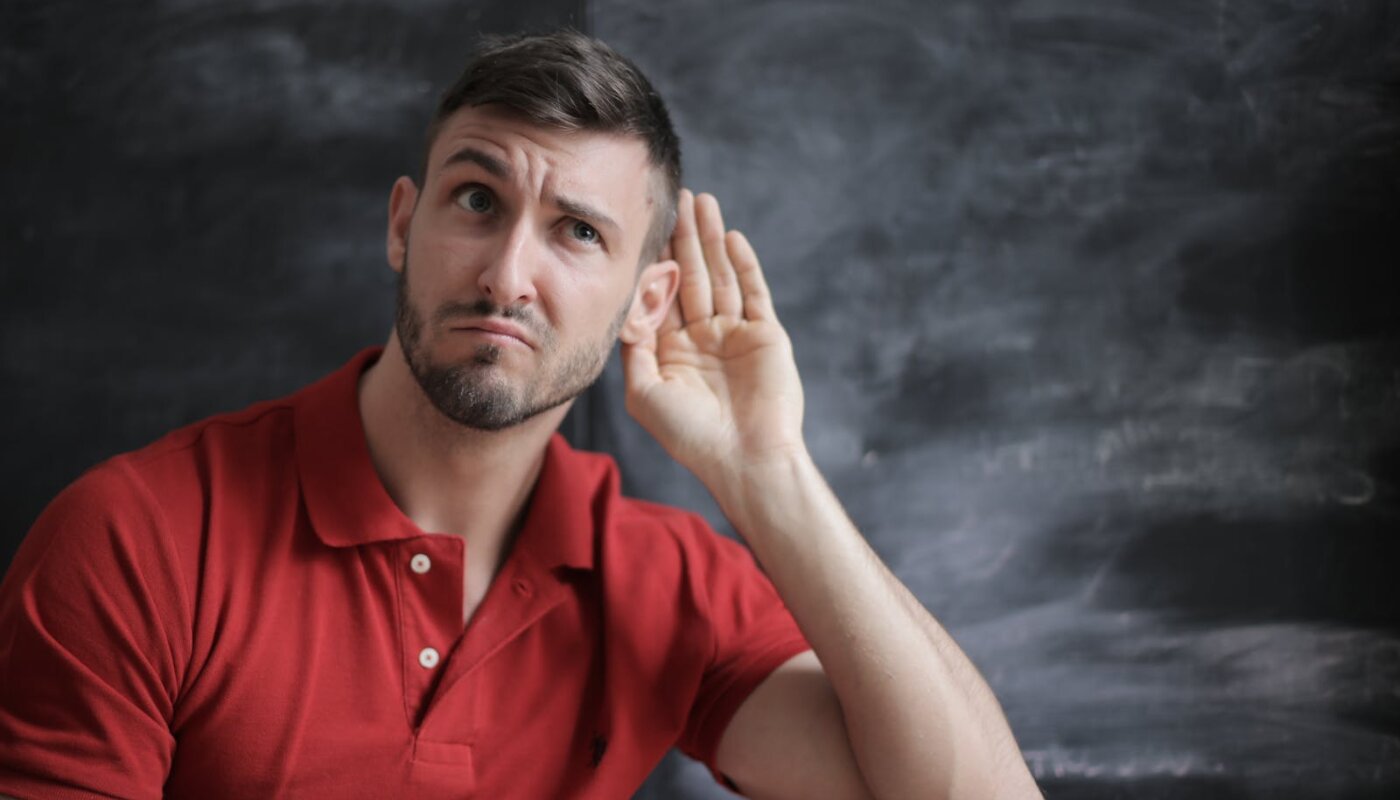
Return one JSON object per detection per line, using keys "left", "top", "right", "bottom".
{"left": 427, "top": 106, "right": 655, "bottom": 216}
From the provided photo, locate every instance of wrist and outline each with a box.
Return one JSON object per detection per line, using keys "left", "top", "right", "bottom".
{"left": 703, "top": 443, "right": 826, "bottom": 534}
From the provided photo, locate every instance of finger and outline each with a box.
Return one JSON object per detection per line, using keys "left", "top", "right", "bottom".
{"left": 672, "top": 189, "right": 714, "bottom": 323}
{"left": 695, "top": 193, "right": 743, "bottom": 319}
{"left": 726, "top": 229, "right": 777, "bottom": 322}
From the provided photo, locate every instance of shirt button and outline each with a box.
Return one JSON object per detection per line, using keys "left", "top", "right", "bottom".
{"left": 410, "top": 553, "right": 432, "bottom": 574}
{"left": 418, "top": 647, "right": 440, "bottom": 669}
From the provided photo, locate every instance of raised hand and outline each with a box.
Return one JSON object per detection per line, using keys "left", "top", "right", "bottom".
{"left": 620, "top": 189, "right": 806, "bottom": 486}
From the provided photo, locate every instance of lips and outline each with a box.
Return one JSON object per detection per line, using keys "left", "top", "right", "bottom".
{"left": 451, "top": 319, "right": 534, "bottom": 349}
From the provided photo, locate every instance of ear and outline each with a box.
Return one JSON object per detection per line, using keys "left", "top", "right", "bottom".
{"left": 619, "top": 259, "right": 681, "bottom": 345}
{"left": 386, "top": 176, "right": 419, "bottom": 274}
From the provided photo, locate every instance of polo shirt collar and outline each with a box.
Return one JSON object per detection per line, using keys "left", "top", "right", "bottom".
{"left": 293, "top": 347, "right": 599, "bottom": 572}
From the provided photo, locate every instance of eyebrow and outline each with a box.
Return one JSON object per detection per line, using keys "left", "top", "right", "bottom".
{"left": 552, "top": 194, "right": 620, "bottom": 238}
{"left": 439, "top": 145, "right": 622, "bottom": 237}
{"left": 441, "top": 146, "right": 510, "bottom": 179}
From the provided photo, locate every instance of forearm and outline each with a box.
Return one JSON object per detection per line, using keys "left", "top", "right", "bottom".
{"left": 705, "top": 449, "right": 1040, "bottom": 800}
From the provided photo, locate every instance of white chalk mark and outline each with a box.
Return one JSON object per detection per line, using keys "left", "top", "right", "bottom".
{"left": 1331, "top": 470, "right": 1376, "bottom": 506}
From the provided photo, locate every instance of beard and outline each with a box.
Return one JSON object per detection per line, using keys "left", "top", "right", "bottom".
{"left": 394, "top": 254, "right": 630, "bottom": 431}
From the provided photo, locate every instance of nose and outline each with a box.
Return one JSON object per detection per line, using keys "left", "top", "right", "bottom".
{"left": 476, "top": 218, "right": 538, "bottom": 306}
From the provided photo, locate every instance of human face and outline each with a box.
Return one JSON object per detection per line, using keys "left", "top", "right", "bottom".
{"left": 385, "top": 105, "right": 674, "bottom": 430}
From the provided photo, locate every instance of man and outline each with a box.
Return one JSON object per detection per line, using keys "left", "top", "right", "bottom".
{"left": 0, "top": 31, "right": 1040, "bottom": 799}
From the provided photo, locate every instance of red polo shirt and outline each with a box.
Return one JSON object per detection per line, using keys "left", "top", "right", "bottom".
{"left": 0, "top": 348, "right": 811, "bottom": 799}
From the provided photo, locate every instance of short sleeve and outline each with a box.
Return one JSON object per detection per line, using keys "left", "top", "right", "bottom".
{"left": 674, "top": 518, "right": 812, "bottom": 792}
{"left": 0, "top": 460, "right": 188, "bottom": 800}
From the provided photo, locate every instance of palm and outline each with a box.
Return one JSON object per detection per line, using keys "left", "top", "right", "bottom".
{"left": 621, "top": 191, "right": 806, "bottom": 479}
{"left": 647, "top": 315, "right": 801, "bottom": 462}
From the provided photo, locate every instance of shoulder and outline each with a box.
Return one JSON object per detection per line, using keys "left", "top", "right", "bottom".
{"left": 535, "top": 438, "right": 776, "bottom": 608}
{"left": 128, "top": 394, "right": 298, "bottom": 498}
{"left": 612, "top": 495, "right": 738, "bottom": 563}
{"left": 593, "top": 472, "right": 766, "bottom": 607}
{"left": 543, "top": 438, "right": 705, "bottom": 542}
{"left": 123, "top": 395, "right": 297, "bottom": 481}
{"left": 14, "top": 396, "right": 299, "bottom": 580}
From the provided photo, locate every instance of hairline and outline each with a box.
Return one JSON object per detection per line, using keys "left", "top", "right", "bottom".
{"left": 420, "top": 104, "right": 678, "bottom": 271}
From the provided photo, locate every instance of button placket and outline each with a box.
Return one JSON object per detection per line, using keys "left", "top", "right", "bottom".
{"left": 399, "top": 539, "right": 464, "bottom": 723}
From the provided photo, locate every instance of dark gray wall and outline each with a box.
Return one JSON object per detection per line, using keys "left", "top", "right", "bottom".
{"left": 0, "top": 0, "right": 562, "bottom": 548}
{"left": 3, "top": 0, "right": 1399, "bottom": 798}
{"left": 593, "top": 1, "right": 1400, "bottom": 798}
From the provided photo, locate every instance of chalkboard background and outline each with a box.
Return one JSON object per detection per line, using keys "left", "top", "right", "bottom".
{"left": 3, "top": 1, "right": 1398, "bottom": 798}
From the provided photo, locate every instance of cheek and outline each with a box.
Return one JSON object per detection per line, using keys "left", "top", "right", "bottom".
{"left": 596, "top": 280, "right": 643, "bottom": 340}
{"left": 539, "top": 272, "right": 633, "bottom": 344}
{"left": 407, "top": 236, "right": 484, "bottom": 305}
{"left": 415, "top": 233, "right": 470, "bottom": 276}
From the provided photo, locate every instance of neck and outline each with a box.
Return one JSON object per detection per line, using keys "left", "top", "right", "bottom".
{"left": 357, "top": 334, "right": 570, "bottom": 573}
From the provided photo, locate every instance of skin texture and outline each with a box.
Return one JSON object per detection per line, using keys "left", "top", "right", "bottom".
{"left": 359, "top": 104, "right": 1042, "bottom": 798}
{"left": 620, "top": 191, "right": 1044, "bottom": 799}
{"left": 394, "top": 252, "right": 630, "bottom": 430}
{"left": 388, "top": 106, "right": 672, "bottom": 433}
{"left": 358, "top": 104, "right": 679, "bottom": 622}
{"left": 0, "top": 94, "right": 1045, "bottom": 798}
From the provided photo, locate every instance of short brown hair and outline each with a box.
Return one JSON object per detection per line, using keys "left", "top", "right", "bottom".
{"left": 426, "top": 30, "right": 682, "bottom": 266}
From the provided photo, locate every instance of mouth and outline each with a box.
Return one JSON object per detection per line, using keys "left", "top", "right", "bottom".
{"left": 450, "top": 320, "right": 534, "bottom": 349}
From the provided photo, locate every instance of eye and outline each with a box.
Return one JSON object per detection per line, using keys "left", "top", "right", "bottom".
{"left": 569, "top": 220, "right": 600, "bottom": 245}
{"left": 456, "top": 186, "right": 494, "bottom": 214}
